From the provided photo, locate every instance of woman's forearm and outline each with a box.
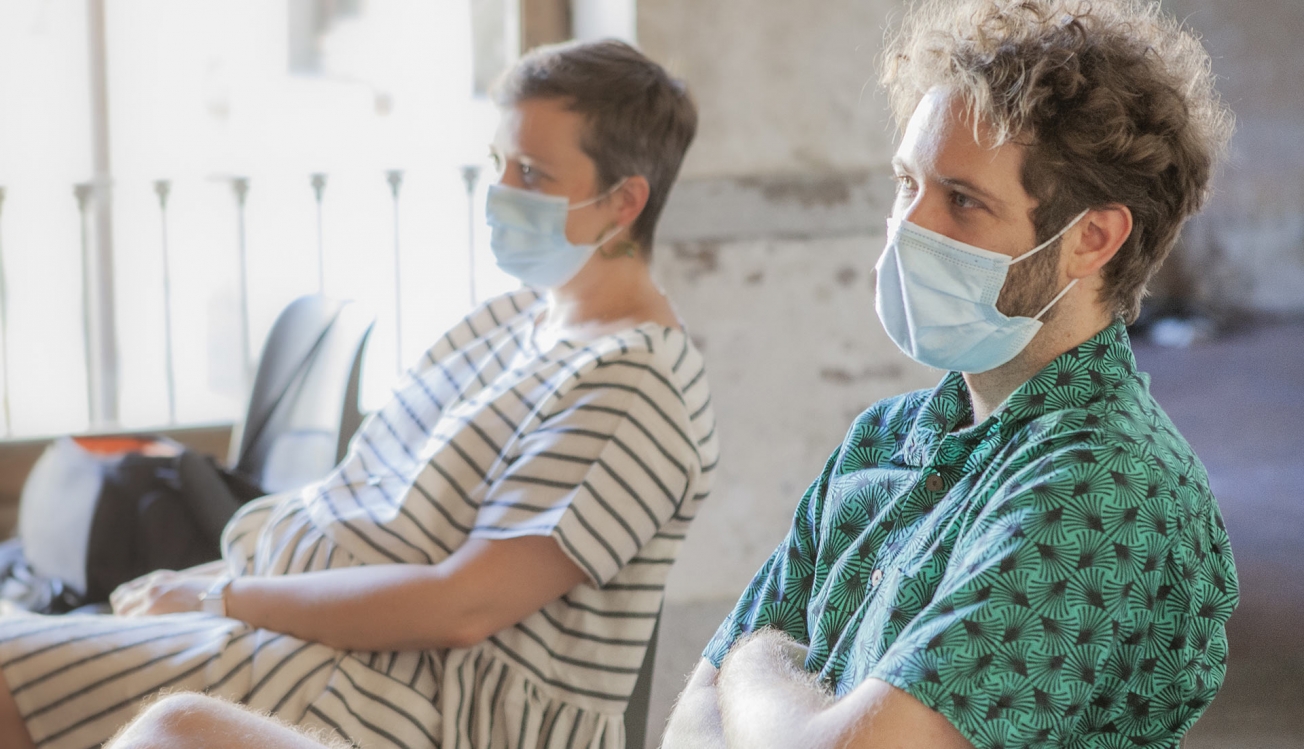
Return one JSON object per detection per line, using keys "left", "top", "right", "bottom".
{"left": 224, "top": 564, "right": 480, "bottom": 651}
{"left": 219, "top": 536, "right": 588, "bottom": 652}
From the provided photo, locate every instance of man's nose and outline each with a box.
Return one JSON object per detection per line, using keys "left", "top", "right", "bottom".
{"left": 900, "top": 192, "right": 951, "bottom": 237}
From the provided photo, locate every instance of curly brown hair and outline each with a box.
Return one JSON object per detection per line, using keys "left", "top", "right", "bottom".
{"left": 881, "top": 0, "right": 1234, "bottom": 322}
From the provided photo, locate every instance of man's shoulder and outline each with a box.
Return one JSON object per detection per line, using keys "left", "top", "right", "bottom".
{"left": 836, "top": 388, "right": 934, "bottom": 462}
{"left": 1008, "top": 373, "right": 1207, "bottom": 491}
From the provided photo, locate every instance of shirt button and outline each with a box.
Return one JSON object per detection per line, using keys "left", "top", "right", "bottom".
{"left": 924, "top": 473, "right": 944, "bottom": 492}
{"left": 871, "top": 569, "right": 884, "bottom": 587}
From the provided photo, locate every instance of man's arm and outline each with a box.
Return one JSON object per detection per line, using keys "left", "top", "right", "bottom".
{"left": 713, "top": 629, "right": 975, "bottom": 749}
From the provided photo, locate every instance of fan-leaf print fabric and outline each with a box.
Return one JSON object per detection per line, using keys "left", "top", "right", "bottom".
{"left": 705, "top": 322, "right": 1237, "bottom": 748}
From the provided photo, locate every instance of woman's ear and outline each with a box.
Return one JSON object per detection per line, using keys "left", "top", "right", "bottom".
{"left": 1069, "top": 204, "right": 1133, "bottom": 279}
{"left": 613, "top": 176, "right": 651, "bottom": 229}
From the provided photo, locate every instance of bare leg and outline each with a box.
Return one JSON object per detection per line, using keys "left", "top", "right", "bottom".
{"left": 107, "top": 693, "right": 348, "bottom": 749}
{"left": 0, "top": 670, "right": 36, "bottom": 749}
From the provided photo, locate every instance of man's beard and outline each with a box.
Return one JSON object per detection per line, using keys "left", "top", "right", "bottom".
{"left": 995, "top": 238, "right": 1065, "bottom": 323}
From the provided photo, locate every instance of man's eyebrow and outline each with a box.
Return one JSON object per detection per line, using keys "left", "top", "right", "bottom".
{"left": 938, "top": 176, "right": 1007, "bottom": 209}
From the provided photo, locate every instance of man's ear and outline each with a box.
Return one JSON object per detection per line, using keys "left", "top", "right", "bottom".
{"left": 613, "top": 175, "right": 651, "bottom": 229}
{"left": 1068, "top": 204, "right": 1132, "bottom": 279}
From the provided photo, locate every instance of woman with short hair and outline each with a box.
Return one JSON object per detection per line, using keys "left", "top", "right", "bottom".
{"left": 0, "top": 39, "right": 716, "bottom": 749}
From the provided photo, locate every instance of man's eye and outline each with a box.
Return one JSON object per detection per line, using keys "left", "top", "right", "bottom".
{"left": 894, "top": 175, "right": 917, "bottom": 193}
{"left": 952, "top": 191, "right": 981, "bottom": 209}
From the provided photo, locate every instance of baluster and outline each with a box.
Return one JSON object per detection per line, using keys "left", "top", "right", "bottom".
{"left": 0, "top": 187, "right": 10, "bottom": 435}
{"left": 74, "top": 183, "right": 97, "bottom": 427}
{"left": 311, "top": 173, "right": 327, "bottom": 294}
{"left": 154, "top": 180, "right": 177, "bottom": 424}
{"left": 231, "top": 177, "right": 252, "bottom": 389}
{"left": 460, "top": 165, "right": 482, "bottom": 306}
{"left": 387, "top": 170, "right": 404, "bottom": 374}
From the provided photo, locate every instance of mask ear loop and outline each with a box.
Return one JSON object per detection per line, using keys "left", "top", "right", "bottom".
{"left": 1009, "top": 209, "right": 1091, "bottom": 265}
{"left": 1017, "top": 209, "right": 1091, "bottom": 320}
{"left": 573, "top": 177, "right": 636, "bottom": 257}
{"left": 568, "top": 177, "right": 629, "bottom": 211}
{"left": 1033, "top": 278, "right": 1078, "bottom": 320}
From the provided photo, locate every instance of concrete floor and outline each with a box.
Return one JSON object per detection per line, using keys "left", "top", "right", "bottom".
{"left": 643, "top": 317, "right": 1304, "bottom": 747}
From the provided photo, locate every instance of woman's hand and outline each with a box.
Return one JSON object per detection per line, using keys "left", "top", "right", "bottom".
{"left": 110, "top": 570, "right": 216, "bottom": 617}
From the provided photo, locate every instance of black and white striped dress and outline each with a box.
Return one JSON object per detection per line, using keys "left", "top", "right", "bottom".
{"left": 0, "top": 289, "right": 719, "bottom": 749}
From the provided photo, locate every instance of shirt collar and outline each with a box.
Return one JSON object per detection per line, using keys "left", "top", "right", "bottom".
{"left": 901, "top": 320, "right": 1136, "bottom": 465}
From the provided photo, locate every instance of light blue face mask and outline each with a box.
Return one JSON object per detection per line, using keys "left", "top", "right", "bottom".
{"left": 486, "top": 180, "right": 626, "bottom": 288}
{"left": 874, "top": 210, "right": 1088, "bottom": 373}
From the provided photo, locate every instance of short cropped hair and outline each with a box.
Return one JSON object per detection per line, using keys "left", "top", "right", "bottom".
{"left": 881, "top": 0, "right": 1234, "bottom": 322}
{"left": 493, "top": 39, "right": 698, "bottom": 253}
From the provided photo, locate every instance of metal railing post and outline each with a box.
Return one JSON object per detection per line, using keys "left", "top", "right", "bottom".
{"left": 311, "top": 173, "right": 327, "bottom": 294}
{"left": 74, "top": 183, "right": 99, "bottom": 427}
{"left": 0, "top": 187, "right": 10, "bottom": 435}
{"left": 231, "top": 177, "right": 253, "bottom": 390}
{"left": 82, "top": 0, "right": 120, "bottom": 431}
{"left": 154, "top": 179, "right": 177, "bottom": 424}
{"left": 387, "top": 169, "right": 404, "bottom": 374}
{"left": 460, "top": 165, "right": 482, "bottom": 306}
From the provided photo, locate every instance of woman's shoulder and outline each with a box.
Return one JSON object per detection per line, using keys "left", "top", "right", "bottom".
{"left": 468, "top": 289, "right": 546, "bottom": 332}
{"left": 548, "top": 324, "right": 714, "bottom": 440}
{"left": 418, "top": 289, "right": 542, "bottom": 361}
{"left": 573, "top": 323, "right": 705, "bottom": 384}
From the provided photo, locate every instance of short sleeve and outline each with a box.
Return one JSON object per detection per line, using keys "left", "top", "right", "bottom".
{"left": 701, "top": 446, "right": 837, "bottom": 668}
{"left": 866, "top": 441, "right": 1233, "bottom": 748}
{"left": 471, "top": 355, "right": 700, "bottom": 586}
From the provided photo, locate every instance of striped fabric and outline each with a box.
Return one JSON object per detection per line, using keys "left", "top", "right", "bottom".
{"left": 0, "top": 289, "right": 719, "bottom": 749}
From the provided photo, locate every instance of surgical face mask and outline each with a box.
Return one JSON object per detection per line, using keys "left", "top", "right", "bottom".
{"left": 874, "top": 210, "right": 1088, "bottom": 373}
{"left": 486, "top": 180, "right": 626, "bottom": 288}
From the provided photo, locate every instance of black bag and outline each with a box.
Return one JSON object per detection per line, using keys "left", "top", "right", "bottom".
{"left": 83, "top": 447, "right": 263, "bottom": 604}
{"left": 2, "top": 438, "right": 263, "bottom": 614}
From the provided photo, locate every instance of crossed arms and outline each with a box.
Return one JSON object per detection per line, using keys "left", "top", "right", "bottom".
{"left": 663, "top": 628, "right": 974, "bottom": 749}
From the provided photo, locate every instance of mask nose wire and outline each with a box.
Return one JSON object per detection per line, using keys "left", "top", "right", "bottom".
{"left": 1009, "top": 209, "right": 1091, "bottom": 265}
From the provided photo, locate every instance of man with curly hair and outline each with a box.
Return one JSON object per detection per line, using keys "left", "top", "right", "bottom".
{"left": 664, "top": 1, "right": 1237, "bottom": 747}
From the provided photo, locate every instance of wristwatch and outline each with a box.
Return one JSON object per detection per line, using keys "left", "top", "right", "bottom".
{"left": 198, "top": 574, "right": 234, "bottom": 617}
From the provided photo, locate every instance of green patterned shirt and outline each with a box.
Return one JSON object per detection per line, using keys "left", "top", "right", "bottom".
{"left": 705, "top": 322, "right": 1237, "bottom": 748}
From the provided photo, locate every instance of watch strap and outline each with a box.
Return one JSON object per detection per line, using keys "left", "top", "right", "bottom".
{"left": 199, "top": 574, "right": 233, "bottom": 617}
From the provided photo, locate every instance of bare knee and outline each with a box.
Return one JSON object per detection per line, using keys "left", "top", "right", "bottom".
{"left": 107, "top": 692, "right": 340, "bottom": 749}
{"left": 108, "top": 693, "right": 236, "bottom": 749}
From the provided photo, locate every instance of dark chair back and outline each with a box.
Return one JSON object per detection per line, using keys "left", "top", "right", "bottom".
{"left": 624, "top": 612, "right": 661, "bottom": 749}
{"left": 230, "top": 295, "right": 374, "bottom": 493}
